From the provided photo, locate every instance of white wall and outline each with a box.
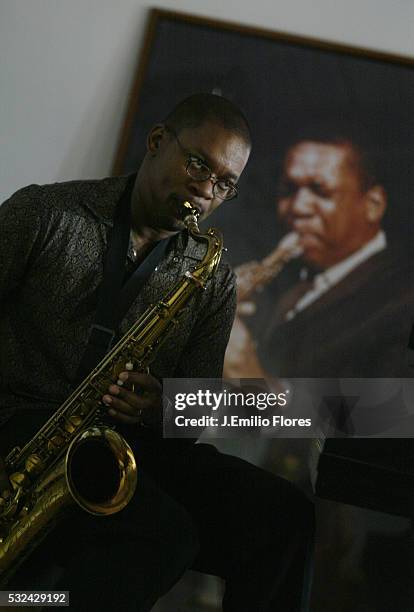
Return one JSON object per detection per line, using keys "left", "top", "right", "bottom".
{"left": 1, "top": 0, "right": 414, "bottom": 202}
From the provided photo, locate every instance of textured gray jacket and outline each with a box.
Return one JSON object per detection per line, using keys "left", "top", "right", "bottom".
{"left": 0, "top": 175, "right": 236, "bottom": 430}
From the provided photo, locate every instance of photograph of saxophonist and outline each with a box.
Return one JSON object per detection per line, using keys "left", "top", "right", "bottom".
{"left": 0, "top": 94, "right": 314, "bottom": 612}
{"left": 225, "top": 121, "right": 413, "bottom": 380}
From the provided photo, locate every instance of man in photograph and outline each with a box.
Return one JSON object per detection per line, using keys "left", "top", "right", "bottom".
{"left": 225, "top": 121, "right": 414, "bottom": 380}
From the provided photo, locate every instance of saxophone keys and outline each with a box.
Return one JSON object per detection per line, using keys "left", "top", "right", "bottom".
{"left": 64, "top": 415, "right": 83, "bottom": 433}
{"left": 184, "top": 270, "right": 205, "bottom": 288}
{"left": 9, "top": 472, "right": 29, "bottom": 490}
{"left": 25, "top": 454, "right": 43, "bottom": 476}
{"left": 78, "top": 398, "right": 96, "bottom": 416}
{"left": 47, "top": 435, "right": 65, "bottom": 452}
{"left": 0, "top": 487, "right": 11, "bottom": 500}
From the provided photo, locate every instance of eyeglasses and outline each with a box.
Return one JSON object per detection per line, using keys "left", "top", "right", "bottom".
{"left": 164, "top": 125, "right": 238, "bottom": 201}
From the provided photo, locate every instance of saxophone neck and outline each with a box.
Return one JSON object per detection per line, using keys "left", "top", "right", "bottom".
{"left": 181, "top": 201, "right": 224, "bottom": 283}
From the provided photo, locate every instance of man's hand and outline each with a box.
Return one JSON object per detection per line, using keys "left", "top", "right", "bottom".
{"left": 102, "top": 372, "right": 163, "bottom": 427}
{"left": 224, "top": 314, "right": 266, "bottom": 378}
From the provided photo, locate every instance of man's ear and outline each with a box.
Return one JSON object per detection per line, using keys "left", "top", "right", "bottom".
{"left": 365, "top": 184, "right": 387, "bottom": 223}
{"left": 147, "top": 124, "right": 167, "bottom": 156}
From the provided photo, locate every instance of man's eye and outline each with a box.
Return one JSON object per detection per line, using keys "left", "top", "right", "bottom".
{"left": 191, "top": 158, "right": 207, "bottom": 170}
{"left": 278, "top": 182, "right": 296, "bottom": 198}
{"left": 221, "top": 180, "right": 235, "bottom": 190}
{"left": 312, "top": 183, "right": 331, "bottom": 198}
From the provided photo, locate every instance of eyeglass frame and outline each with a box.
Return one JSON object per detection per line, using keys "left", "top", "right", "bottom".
{"left": 163, "top": 125, "right": 239, "bottom": 201}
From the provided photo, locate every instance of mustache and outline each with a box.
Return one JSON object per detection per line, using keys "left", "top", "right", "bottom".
{"left": 287, "top": 219, "right": 324, "bottom": 239}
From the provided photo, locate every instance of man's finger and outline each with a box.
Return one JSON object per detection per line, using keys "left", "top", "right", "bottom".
{"left": 104, "top": 388, "right": 160, "bottom": 415}
{"left": 107, "top": 407, "right": 140, "bottom": 425}
{"left": 103, "top": 393, "right": 138, "bottom": 418}
{"left": 118, "top": 372, "right": 161, "bottom": 393}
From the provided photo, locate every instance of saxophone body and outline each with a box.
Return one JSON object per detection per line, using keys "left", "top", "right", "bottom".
{"left": 0, "top": 202, "right": 223, "bottom": 585}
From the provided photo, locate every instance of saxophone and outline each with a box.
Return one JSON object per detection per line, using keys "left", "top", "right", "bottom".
{"left": 0, "top": 201, "right": 223, "bottom": 585}
{"left": 235, "top": 232, "right": 303, "bottom": 303}
{"left": 223, "top": 232, "right": 303, "bottom": 378}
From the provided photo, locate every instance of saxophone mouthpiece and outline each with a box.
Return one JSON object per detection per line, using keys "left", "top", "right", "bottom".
{"left": 182, "top": 201, "right": 200, "bottom": 232}
{"left": 182, "top": 201, "right": 199, "bottom": 219}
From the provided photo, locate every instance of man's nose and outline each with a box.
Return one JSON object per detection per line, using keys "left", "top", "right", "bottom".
{"left": 290, "top": 187, "right": 314, "bottom": 215}
{"left": 188, "top": 177, "right": 215, "bottom": 202}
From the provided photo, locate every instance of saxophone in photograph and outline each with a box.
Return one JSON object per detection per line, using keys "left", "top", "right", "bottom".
{"left": 235, "top": 231, "right": 303, "bottom": 305}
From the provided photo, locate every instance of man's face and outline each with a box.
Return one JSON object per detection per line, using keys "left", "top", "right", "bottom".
{"left": 277, "top": 141, "right": 375, "bottom": 269}
{"left": 144, "top": 120, "right": 250, "bottom": 231}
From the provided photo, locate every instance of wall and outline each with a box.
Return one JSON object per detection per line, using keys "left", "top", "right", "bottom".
{"left": 1, "top": 0, "right": 413, "bottom": 201}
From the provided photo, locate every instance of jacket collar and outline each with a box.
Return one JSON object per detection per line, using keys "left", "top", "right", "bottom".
{"left": 81, "top": 173, "right": 197, "bottom": 256}
{"left": 82, "top": 174, "right": 136, "bottom": 226}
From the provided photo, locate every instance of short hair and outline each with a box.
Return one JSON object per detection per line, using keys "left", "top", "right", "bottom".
{"left": 163, "top": 93, "right": 252, "bottom": 148}
{"left": 285, "top": 119, "right": 383, "bottom": 191}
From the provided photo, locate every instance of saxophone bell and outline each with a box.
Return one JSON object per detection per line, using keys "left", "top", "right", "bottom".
{"left": 65, "top": 427, "right": 137, "bottom": 516}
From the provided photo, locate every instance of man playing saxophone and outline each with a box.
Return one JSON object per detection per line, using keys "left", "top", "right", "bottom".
{"left": 0, "top": 94, "right": 314, "bottom": 611}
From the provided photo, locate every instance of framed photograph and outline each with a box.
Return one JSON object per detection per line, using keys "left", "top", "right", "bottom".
{"left": 114, "top": 8, "right": 414, "bottom": 263}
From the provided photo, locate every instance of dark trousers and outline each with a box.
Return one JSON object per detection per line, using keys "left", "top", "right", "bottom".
{"left": 4, "top": 419, "right": 314, "bottom": 611}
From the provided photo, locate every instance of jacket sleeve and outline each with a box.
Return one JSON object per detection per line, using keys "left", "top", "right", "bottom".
{"left": 173, "top": 264, "right": 237, "bottom": 379}
{"left": 0, "top": 185, "right": 46, "bottom": 304}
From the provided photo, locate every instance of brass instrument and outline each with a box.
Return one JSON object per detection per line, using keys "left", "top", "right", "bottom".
{"left": 235, "top": 232, "right": 303, "bottom": 304}
{"left": 0, "top": 201, "right": 223, "bottom": 585}
{"left": 223, "top": 232, "right": 303, "bottom": 377}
